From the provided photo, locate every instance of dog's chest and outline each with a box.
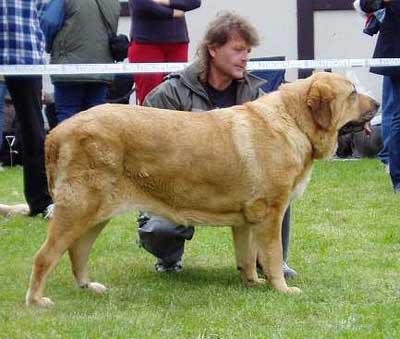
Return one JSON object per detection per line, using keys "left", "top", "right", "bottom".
{"left": 291, "top": 169, "right": 312, "bottom": 201}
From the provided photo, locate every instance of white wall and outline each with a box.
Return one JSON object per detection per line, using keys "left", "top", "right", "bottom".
{"left": 119, "top": 1, "right": 298, "bottom": 59}
{"left": 119, "top": 0, "right": 299, "bottom": 80}
{"left": 119, "top": 1, "right": 382, "bottom": 99}
{"left": 314, "top": 10, "right": 382, "bottom": 101}
{"left": 42, "top": 4, "right": 382, "bottom": 108}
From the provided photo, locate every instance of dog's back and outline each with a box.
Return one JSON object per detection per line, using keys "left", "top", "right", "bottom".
{"left": 44, "top": 104, "right": 254, "bottom": 224}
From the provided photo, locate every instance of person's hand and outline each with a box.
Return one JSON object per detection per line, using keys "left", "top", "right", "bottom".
{"left": 363, "top": 121, "right": 372, "bottom": 136}
{"left": 173, "top": 9, "right": 185, "bottom": 18}
{"left": 153, "top": 0, "right": 170, "bottom": 5}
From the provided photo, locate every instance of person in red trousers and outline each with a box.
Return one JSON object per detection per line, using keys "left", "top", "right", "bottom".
{"left": 128, "top": 0, "right": 201, "bottom": 105}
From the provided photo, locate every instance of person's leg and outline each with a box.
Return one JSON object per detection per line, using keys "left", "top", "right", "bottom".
{"left": 0, "top": 82, "right": 6, "bottom": 151}
{"left": 388, "top": 77, "right": 400, "bottom": 191}
{"left": 256, "top": 205, "right": 298, "bottom": 279}
{"left": 378, "top": 76, "right": 394, "bottom": 166}
{"left": 281, "top": 205, "right": 298, "bottom": 278}
{"left": 54, "top": 83, "right": 85, "bottom": 123}
{"left": 82, "top": 82, "right": 108, "bottom": 110}
{"left": 4, "top": 76, "right": 52, "bottom": 215}
{"left": 44, "top": 103, "right": 58, "bottom": 130}
{"left": 128, "top": 42, "right": 166, "bottom": 105}
{"left": 137, "top": 212, "right": 194, "bottom": 272}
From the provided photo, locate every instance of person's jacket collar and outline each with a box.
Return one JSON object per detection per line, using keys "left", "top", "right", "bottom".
{"left": 171, "top": 61, "right": 267, "bottom": 100}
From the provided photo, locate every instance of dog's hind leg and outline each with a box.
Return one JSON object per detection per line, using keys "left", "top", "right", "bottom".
{"left": 68, "top": 221, "right": 108, "bottom": 293}
{"left": 26, "top": 200, "right": 101, "bottom": 307}
{"left": 232, "top": 226, "right": 264, "bottom": 287}
{"left": 254, "top": 206, "right": 301, "bottom": 294}
{"left": 26, "top": 221, "right": 87, "bottom": 307}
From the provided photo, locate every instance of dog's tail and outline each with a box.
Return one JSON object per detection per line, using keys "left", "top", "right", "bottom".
{"left": 45, "top": 132, "right": 60, "bottom": 198}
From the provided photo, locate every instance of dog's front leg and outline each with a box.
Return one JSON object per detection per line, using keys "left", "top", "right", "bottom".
{"left": 232, "top": 226, "right": 265, "bottom": 287}
{"left": 254, "top": 206, "right": 301, "bottom": 294}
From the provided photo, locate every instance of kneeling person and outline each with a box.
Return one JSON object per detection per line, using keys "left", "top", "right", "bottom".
{"left": 137, "top": 11, "right": 298, "bottom": 278}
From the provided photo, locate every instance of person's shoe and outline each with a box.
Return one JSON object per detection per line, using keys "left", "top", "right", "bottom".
{"left": 282, "top": 262, "right": 298, "bottom": 279}
{"left": 155, "top": 259, "right": 183, "bottom": 272}
{"left": 42, "top": 204, "right": 55, "bottom": 220}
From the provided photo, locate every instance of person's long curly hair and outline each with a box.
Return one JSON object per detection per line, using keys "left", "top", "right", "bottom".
{"left": 196, "top": 11, "right": 260, "bottom": 83}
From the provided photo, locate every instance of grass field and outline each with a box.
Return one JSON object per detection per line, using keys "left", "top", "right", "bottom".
{"left": 0, "top": 160, "right": 399, "bottom": 338}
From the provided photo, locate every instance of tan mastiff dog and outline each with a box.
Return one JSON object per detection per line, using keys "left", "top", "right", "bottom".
{"left": 26, "top": 72, "right": 379, "bottom": 306}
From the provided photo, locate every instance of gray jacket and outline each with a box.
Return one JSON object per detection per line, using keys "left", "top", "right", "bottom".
{"left": 144, "top": 62, "right": 266, "bottom": 111}
{"left": 50, "top": 0, "right": 120, "bottom": 84}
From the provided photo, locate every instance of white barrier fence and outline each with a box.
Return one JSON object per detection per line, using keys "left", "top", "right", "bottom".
{"left": 1, "top": 58, "right": 400, "bottom": 75}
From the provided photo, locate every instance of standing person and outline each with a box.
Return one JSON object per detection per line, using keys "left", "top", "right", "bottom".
{"left": 137, "top": 11, "right": 298, "bottom": 279}
{"left": 0, "top": 78, "right": 5, "bottom": 157}
{"left": 354, "top": 0, "right": 395, "bottom": 171}
{"left": 364, "top": 0, "right": 400, "bottom": 191}
{"left": 0, "top": 0, "right": 53, "bottom": 217}
{"left": 49, "top": 0, "right": 120, "bottom": 123}
{"left": 128, "top": 0, "right": 201, "bottom": 105}
{"left": 378, "top": 76, "right": 394, "bottom": 171}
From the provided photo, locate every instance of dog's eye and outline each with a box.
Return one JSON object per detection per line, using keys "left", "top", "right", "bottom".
{"left": 350, "top": 89, "right": 357, "bottom": 97}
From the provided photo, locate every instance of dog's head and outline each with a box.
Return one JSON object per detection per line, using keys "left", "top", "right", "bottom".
{"left": 306, "top": 72, "right": 379, "bottom": 132}
{"left": 278, "top": 71, "right": 380, "bottom": 159}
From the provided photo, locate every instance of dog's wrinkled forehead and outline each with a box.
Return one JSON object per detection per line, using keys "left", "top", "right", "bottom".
{"left": 345, "top": 70, "right": 378, "bottom": 100}
{"left": 311, "top": 71, "right": 355, "bottom": 92}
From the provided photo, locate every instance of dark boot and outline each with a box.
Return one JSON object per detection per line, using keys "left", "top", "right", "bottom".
{"left": 137, "top": 212, "right": 194, "bottom": 272}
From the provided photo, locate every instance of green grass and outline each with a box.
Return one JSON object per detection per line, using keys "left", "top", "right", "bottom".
{"left": 0, "top": 160, "right": 399, "bottom": 338}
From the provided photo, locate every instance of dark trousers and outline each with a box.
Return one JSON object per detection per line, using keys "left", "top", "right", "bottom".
{"left": 378, "top": 76, "right": 394, "bottom": 165}
{"left": 128, "top": 42, "right": 188, "bottom": 104}
{"left": 54, "top": 82, "right": 108, "bottom": 123}
{"left": 5, "top": 76, "right": 52, "bottom": 215}
{"left": 388, "top": 77, "right": 400, "bottom": 189}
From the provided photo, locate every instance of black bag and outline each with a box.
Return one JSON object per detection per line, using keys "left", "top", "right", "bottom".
{"left": 360, "top": 0, "right": 383, "bottom": 13}
{"left": 94, "top": 0, "right": 129, "bottom": 62}
{"left": 106, "top": 73, "right": 135, "bottom": 104}
{"left": 363, "top": 13, "right": 382, "bottom": 36}
{"left": 109, "top": 33, "right": 130, "bottom": 62}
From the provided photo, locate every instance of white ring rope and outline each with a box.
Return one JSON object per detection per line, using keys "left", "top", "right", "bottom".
{"left": 1, "top": 58, "right": 400, "bottom": 76}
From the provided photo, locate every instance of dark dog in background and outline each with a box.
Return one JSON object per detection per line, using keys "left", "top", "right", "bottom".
{"left": 337, "top": 121, "right": 383, "bottom": 158}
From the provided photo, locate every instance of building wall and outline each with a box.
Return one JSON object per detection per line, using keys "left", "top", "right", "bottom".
{"left": 118, "top": 1, "right": 381, "bottom": 99}
{"left": 314, "top": 10, "right": 382, "bottom": 101}
{"left": 118, "top": 0, "right": 299, "bottom": 80}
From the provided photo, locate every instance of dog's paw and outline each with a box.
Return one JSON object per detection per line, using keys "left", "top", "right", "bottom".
{"left": 88, "top": 282, "right": 107, "bottom": 294}
{"left": 244, "top": 277, "right": 266, "bottom": 288}
{"left": 284, "top": 286, "right": 302, "bottom": 294}
{"left": 26, "top": 296, "right": 54, "bottom": 307}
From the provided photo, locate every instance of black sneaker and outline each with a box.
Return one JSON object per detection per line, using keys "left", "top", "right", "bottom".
{"left": 155, "top": 259, "right": 183, "bottom": 272}
{"left": 282, "top": 262, "right": 298, "bottom": 279}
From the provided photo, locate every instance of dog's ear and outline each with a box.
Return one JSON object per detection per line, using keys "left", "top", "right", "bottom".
{"left": 306, "top": 81, "right": 336, "bottom": 130}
